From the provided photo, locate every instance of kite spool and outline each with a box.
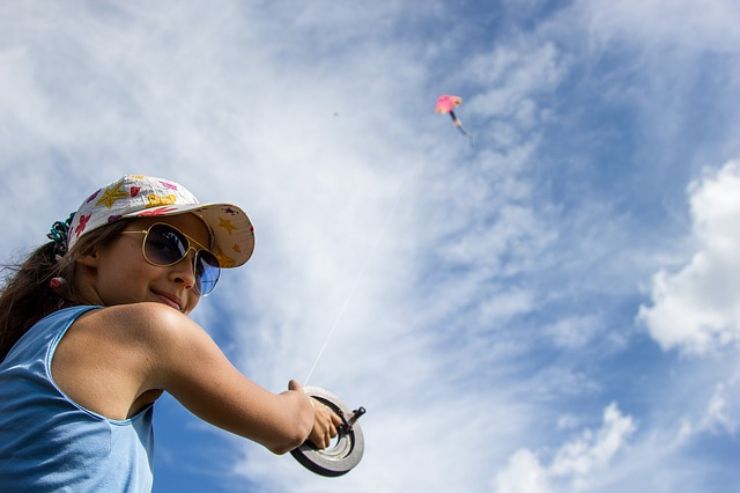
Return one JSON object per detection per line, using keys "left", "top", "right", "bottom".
{"left": 290, "top": 386, "right": 365, "bottom": 477}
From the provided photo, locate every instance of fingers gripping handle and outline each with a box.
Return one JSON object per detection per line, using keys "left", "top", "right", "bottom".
{"left": 290, "top": 386, "right": 366, "bottom": 477}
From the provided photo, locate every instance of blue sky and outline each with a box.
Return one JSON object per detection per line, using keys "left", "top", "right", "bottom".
{"left": 2, "top": 1, "right": 740, "bottom": 491}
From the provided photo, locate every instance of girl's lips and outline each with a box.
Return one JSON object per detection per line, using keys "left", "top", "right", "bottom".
{"left": 152, "top": 290, "right": 182, "bottom": 311}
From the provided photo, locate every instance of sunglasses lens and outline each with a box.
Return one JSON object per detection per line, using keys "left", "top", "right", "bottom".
{"left": 144, "top": 224, "right": 189, "bottom": 265}
{"left": 195, "top": 250, "right": 221, "bottom": 295}
{"left": 143, "top": 223, "right": 221, "bottom": 296}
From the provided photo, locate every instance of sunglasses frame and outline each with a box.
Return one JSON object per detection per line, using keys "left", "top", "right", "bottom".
{"left": 120, "top": 222, "right": 220, "bottom": 295}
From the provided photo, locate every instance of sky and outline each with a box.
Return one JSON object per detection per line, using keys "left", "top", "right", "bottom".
{"left": 1, "top": 1, "right": 740, "bottom": 492}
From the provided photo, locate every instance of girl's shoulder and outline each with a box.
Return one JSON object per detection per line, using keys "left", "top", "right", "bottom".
{"left": 74, "top": 302, "right": 197, "bottom": 348}
{"left": 84, "top": 302, "right": 186, "bottom": 323}
{"left": 52, "top": 303, "right": 193, "bottom": 420}
{"left": 59, "top": 303, "right": 207, "bottom": 402}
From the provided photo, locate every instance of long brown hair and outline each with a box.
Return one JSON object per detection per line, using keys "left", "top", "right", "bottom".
{"left": 0, "top": 220, "right": 131, "bottom": 361}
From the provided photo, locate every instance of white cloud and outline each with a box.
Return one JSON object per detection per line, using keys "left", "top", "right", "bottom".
{"left": 492, "top": 449, "right": 553, "bottom": 493}
{"left": 556, "top": 414, "right": 580, "bottom": 431}
{"left": 550, "top": 403, "right": 636, "bottom": 478}
{"left": 639, "top": 161, "right": 740, "bottom": 354}
{"left": 694, "top": 373, "right": 740, "bottom": 436}
{"left": 464, "top": 39, "right": 567, "bottom": 144}
{"left": 492, "top": 403, "right": 636, "bottom": 493}
{"left": 476, "top": 288, "right": 536, "bottom": 326}
{"left": 493, "top": 403, "right": 636, "bottom": 493}
{"left": 572, "top": 0, "right": 740, "bottom": 55}
{"left": 704, "top": 384, "right": 740, "bottom": 435}
{"left": 544, "top": 316, "right": 599, "bottom": 349}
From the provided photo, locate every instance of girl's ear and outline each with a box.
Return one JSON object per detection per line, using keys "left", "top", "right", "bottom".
{"left": 75, "top": 249, "right": 100, "bottom": 267}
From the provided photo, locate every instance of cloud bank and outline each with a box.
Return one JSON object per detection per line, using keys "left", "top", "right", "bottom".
{"left": 640, "top": 162, "right": 740, "bottom": 354}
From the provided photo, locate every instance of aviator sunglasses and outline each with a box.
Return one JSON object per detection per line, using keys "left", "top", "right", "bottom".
{"left": 121, "top": 222, "right": 221, "bottom": 295}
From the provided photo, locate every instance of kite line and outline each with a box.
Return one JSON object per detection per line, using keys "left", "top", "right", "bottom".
{"left": 303, "top": 176, "right": 408, "bottom": 385}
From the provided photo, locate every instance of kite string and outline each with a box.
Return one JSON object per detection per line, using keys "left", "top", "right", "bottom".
{"left": 303, "top": 176, "right": 409, "bottom": 385}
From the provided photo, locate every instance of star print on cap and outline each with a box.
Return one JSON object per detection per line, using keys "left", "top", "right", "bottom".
{"left": 66, "top": 175, "right": 255, "bottom": 268}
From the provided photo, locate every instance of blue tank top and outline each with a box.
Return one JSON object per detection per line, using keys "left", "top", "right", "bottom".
{"left": 0, "top": 305, "right": 154, "bottom": 492}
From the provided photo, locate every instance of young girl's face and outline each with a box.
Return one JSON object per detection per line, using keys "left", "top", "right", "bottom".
{"left": 77, "top": 213, "right": 212, "bottom": 314}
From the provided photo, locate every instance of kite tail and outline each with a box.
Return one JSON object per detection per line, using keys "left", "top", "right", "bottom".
{"left": 449, "top": 111, "right": 470, "bottom": 137}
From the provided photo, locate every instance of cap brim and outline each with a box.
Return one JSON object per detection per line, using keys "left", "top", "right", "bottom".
{"left": 122, "top": 203, "right": 255, "bottom": 268}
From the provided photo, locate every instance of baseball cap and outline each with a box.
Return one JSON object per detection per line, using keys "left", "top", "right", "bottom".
{"left": 66, "top": 175, "right": 254, "bottom": 268}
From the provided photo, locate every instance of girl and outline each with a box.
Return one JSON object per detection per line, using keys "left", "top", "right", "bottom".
{"left": 0, "top": 175, "right": 341, "bottom": 491}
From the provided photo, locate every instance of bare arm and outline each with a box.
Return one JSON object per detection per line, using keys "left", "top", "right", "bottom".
{"left": 95, "top": 303, "right": 315, "bottom": 454}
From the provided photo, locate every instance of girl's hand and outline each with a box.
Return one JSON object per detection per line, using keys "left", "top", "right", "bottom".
{"left": 308, "top": 398, "right": 343, "bottom": 449}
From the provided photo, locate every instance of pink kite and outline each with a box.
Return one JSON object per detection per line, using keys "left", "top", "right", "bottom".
{"left": 435, "top": 94, "right": 469, "bottom": 137}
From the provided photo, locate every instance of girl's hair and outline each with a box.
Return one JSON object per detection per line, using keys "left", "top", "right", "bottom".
{"left": 0, "top": 219, "right": 132, "bottom": 361}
